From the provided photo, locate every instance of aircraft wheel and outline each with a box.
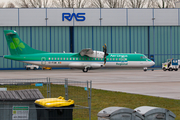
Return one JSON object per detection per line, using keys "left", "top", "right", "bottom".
{"left": 33, "top": 67, "right": 36, "bottom": 70}
{"left": 26, "top": 67, "right": 29, "bottom": 70}
{"left": 175, "top": 69, "right": 178, "bottom": 71}
{"left": 163, "top": 68, "right": 166, "bottom": 71}
{"left": 152, "top": 69, "right": 154, "bottom": 71}
{"left": 82, "top": 68, "right": 88, "bottom": 72}
{"left": 144, "top": 69, "right": 147, "bottom": 72}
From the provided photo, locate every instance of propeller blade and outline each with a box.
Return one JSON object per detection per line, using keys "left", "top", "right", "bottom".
{"left": 103, "top": 44, "right": 107, "bottom": 65}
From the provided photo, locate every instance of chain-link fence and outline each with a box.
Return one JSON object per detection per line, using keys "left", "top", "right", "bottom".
{"left": 0, "top": 78, "right": 92, "bottom": 120}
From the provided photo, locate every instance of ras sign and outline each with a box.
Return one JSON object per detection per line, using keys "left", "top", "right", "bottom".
{"left": 62, "top": 13, "right": 86, "bottom": 21}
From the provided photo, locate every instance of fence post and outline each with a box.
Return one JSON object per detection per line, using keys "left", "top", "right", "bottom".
{"left": 47, "top": 77, "right": 51, "bottom": 98}
{"left": 47, "top": 77, "right": 49, "bottom": 98}
{"left": 65, "top": 78, "right": 68, "bottom": 100}
{"left": 49, "top": 77, "right": 51, "bottom": 98}
{"left": 87, "top": 81, "right": 92, "bottom": 120}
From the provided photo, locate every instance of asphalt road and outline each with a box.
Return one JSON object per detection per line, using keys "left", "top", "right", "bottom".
{"left": 0, "top": 68, "right": 180, "bottom": 100}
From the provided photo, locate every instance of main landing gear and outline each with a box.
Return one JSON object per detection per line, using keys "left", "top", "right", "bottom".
{"left": 82, "top": 68, "right": 88, "bottom": 72}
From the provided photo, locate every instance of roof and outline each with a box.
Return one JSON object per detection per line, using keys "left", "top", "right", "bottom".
{"left": 0, "top": 89, "right": 44, "bottom": 101}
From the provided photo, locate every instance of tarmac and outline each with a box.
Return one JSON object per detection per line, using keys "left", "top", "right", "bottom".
{"left": 0, "top": 68, "right": 180, "bottom": 100}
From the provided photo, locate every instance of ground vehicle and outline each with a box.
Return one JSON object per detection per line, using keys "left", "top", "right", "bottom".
{"left": 42, "top": 67, "right": 52, "bottom": 70}
{"left": 162, "top": 59, "right": 178, "bottom": 71}
{"left": 25, "top": 65, "right": 39, "bottom": 70}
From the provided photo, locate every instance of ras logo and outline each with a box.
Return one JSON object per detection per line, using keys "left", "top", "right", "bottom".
{"left": 62, "top": 13, "right": 86, "bottom": 21}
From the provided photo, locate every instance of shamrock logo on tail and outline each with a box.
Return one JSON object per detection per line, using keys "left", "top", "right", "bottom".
{"left": 10, "top": 38, "right": 25, "bottom": 51}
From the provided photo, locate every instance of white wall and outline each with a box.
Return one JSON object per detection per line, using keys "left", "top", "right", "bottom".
{"left": 0, "top": 8, "right": 180, "bottom": 26}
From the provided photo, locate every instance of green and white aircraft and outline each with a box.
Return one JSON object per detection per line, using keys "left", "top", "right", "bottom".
{"left": 3, "top": 30, "right": 155, "bottom": 72}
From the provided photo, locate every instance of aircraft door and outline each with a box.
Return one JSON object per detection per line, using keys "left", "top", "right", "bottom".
{"left": 41, "top": 57, "right": 46, "bottom": 65}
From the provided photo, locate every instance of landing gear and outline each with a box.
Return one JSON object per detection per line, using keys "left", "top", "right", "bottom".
{"left": 82, "top": 68, "right": 88, "bottom": 72}
{"left": 143, "top": 67, "right": 147, "bottom": 72}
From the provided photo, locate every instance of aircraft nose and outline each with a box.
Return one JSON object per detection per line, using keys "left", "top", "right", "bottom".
{"left": 151, "top": 61, "right": 155, "bottom": 66}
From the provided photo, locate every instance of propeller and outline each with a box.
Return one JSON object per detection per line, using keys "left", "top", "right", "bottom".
{"left": 103, "top": 44, "right": 108, "bottom": 65}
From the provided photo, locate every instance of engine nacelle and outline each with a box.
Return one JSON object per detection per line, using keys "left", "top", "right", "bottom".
{"left": 90, "top": 64, "right": 103, "bottom": 69}
{"left": 86, "top": 51, "right": 104, "bottom": 58}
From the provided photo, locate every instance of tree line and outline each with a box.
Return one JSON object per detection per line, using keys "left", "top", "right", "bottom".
{"left": 0, "top": 0, "right": 179, "bottom": 8}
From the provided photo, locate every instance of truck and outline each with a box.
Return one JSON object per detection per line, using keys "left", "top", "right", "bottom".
{"left": 162, "top": 59, "right": 178, "bottom": 71}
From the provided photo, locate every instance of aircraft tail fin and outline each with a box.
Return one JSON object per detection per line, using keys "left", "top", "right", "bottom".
{"left": 4, "top": 30, "right": 48, "bottom": 55}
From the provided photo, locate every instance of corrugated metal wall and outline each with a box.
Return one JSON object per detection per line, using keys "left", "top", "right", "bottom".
{"left": 149, "top": 26, "right": 180, "bottom": 67}
{"left": 1, "top": 26, "right": 180, "bottom": 69}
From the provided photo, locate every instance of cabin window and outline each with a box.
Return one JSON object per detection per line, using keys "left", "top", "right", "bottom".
{"left": 63, "top": 58, "right": 65, "bottom": 60}
{"left": 89, "top": 58, "right": 90, "bottom": 60}
{"left": 76, "top": 58, "right": 78, "bottom": 60}
{"left": 55, "top": 58, "right": 56, "bottom": 60}
{"left": 92, "top": 58, "right": 93, "bottom": 60}
{"left": 73, "top": 58, "right": 75, "bottom": 60}
{"left": 119, "top": 58, "right": 121, "bottom": 60}
{"left": 49, "top": 58, "right": 50, "bottom": 60}
{"left": 79, "top": 58, "right": 81, "bottom": 60}
{"left": 122, "top": 58, "right": 124, "bottom": 60}
{"left": 110, "top": 58, "right": 112, "bottom": 60}
{"left": 67, "top": 58, "right": 68, "bottom": 60}
{"left": 116, "top": 58, "right": 118, "bottom": 60}
{"left": 61, "top": 58, "right": 62, "bottom": 60}
{"left": 58, "top": 58, "right": 59, "bottom": 60}
{"left": 125, "top": 58, "right": 127, "bottom": 60}
{"left": 113, "top": 58, "right": 115, "bottom": 60}
{"left": 107, "top": 58, "right": 109, "bottom": 60}
{"left": 101, "top": 58, "right": 103, "bottom": 60}
{"left": 98, "top": 58, "right": 99, "bottom": 60}
{"left": 95, "top": 58, "right": 96, "bottom": 60}
{"left": 82, "top": 58, "right": 84, "bottom": 60}
{"left": 86, "top": 58, "right": 87, "bottom": 60}
{"left": 52, "top": 58, "right": 53, "bottom": 60}
{"left": 70, "top": 58, "right": 72, "bottom": 60}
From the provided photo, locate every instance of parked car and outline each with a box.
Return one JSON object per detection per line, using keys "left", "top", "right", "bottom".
{"left": 25, "top": 65, "right": 39, "bottom": 70}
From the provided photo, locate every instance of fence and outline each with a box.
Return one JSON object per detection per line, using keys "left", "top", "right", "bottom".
{"left": 0, "top": 78, "right": 92, "bottom": 120}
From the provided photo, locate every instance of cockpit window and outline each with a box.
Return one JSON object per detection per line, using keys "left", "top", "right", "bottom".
{"left": 141, "top": 56, "right": 147, "bottom": 59}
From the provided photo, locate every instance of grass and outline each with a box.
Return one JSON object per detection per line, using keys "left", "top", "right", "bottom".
{"left": 1, "top": 84, "right": 180, "bottom": 120}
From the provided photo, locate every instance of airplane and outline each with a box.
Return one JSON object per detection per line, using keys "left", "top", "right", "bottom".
{"left": 3, "top": 30, "right": 155, "bottom": 72}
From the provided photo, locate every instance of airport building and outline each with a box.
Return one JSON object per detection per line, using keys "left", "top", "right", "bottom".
{"left": 0, "top": 8, "right": 180, "bottom": 69}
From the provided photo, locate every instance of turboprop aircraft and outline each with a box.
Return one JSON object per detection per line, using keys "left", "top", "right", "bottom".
{"left": 3, "top": 30, "right": 155, "bottom": 72}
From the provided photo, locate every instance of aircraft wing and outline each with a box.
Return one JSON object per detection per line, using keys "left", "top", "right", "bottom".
{"left": 79, "top": 48, "right": 104, "bottom": 58}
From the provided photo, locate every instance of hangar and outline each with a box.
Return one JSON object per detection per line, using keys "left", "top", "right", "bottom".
{"left": 0, "top": 8, "right": 179, "bottom": 69}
